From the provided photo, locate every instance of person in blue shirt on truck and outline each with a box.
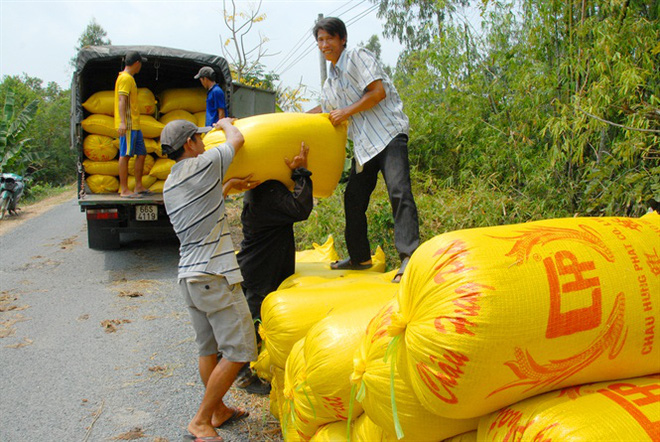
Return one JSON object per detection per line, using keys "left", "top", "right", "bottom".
{"left": 195, "top": 66, "right": 228, "bottom": 126}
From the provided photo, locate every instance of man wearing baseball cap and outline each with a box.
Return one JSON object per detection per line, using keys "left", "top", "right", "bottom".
{"left": 161, "top": 118, "right": 258, "bottom": 440}
{"left": 114, "top": 50, "right": 150, "bottom": 198}
{"left": 195, "top": 66, "right": 228, "bottom": 126}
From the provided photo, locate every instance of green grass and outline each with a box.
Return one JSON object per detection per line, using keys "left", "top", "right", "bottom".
{"left": 21, "top": 182, "right": 76, "bottom": 204}
{"left": 294, "top": 169, "right": 573, "bottom": 271}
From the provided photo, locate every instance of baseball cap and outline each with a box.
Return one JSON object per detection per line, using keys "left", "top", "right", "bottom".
{"left": 160, "top": 120, "right": 212, "bottom": 156}
{"left": 125, "top": 51, "right": 147, "bottom": 65}
{"left": 194, "top": 66, "right": 215, "bottom": 80}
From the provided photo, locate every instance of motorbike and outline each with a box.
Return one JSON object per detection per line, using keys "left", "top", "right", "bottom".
{"left": 0, "top": 173, "right": 24, "bottom": 220}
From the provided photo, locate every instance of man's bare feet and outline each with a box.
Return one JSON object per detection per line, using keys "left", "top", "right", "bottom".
{"left": 211, "top": 406, "right": 249, "bottom": 428}
{"left": 186, "top": 421, "right": 219, "bottom": 439}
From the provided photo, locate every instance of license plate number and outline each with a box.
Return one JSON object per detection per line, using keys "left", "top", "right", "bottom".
{"left": 136, "top": 205, "right": 158, "bottom": 221}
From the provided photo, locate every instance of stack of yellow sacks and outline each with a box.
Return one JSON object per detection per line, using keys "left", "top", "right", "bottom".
{"left": 256, "top": 212, "right": 660, "bottom": 441}
{"left": 81, "top": 87, "right": 202, "bottom": 194}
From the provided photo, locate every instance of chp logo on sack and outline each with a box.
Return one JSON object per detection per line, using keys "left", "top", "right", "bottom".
{"left": 391, "top": 214, "right": 660, "bottom": 419}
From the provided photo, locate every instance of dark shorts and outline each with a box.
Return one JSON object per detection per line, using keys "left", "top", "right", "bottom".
{"left": 119, "top": 130, "right": 147, "bottom": 157}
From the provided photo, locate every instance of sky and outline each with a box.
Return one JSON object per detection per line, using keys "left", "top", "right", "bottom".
{"left": 0, "top": 0, "right": 404, "bottom": 109}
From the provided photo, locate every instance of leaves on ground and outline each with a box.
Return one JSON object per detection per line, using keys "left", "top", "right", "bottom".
{"left": 113, "top": 427, "right": 145, "bottom": 440}
{"left": 101, "top": 319, "right": 131, "bottom": 333}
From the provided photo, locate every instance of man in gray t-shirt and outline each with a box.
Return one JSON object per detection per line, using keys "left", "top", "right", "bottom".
{"left": 161, "top": 119, "right": 257, "bottom": 440}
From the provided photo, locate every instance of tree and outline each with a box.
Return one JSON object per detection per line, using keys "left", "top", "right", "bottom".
{"left": 0, "top": 90, "right": 39, "bottom": 174}
{"left": 70, "top": 18, "right": 111, "bottom": 67}
{"left": 220, "top": 0, "right": 274, "bottom": 84}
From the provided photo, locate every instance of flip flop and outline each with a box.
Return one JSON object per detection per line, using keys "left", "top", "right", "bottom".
{"left": 137, "top": 189, "right": 154, "bottom": 196}
{"left": 330, "top": 258, "right": 372, "bottom": 270}
{"left": 120, "top": 193, "right": 140, "bottom": 199}
{"left": 183, "top": 435, "right": 223, "bottom": 441}
{"left": 392, "top": 256, "right": 410, "bottom": 283}
{"left": 214, "top": 407, "right": 249, "bottom": 429}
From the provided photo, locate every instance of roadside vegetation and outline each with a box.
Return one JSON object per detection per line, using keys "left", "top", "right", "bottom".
{"left": 1, "top": 0, "right": 657, "bottom": 268}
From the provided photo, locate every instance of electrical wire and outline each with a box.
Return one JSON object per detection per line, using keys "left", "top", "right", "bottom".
{"left": 277, "top": 2, "right": 379, "bottom": 76}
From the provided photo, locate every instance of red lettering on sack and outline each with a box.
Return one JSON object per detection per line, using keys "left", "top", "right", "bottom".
{"left": 435, "top": 282, "right": 493, "bottom": 335}
{"left": 416, "top": 350, "right": 469, "bottom": 404}
{"left": 598, "top": 381, "right": 660, "bottom": 439}
{"left": 434, "top": 240, "right": 475, "bottom": 285}
{"left": 321, "top": 396, "right": 348, "bottom": 420}
{"left": 544, "top": 250, "right": 602, "bottom": 338}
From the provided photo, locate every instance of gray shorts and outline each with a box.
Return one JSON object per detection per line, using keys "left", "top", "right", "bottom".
{"left": 178, "top": 275, "right": 257, "bottom": 362}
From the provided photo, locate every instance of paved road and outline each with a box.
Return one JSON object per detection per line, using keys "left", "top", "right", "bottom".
{"left": 0, "top": 197, "right": 277, "bottom": 441}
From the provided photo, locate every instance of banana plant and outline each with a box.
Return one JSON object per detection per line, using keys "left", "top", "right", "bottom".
{"left": 0, "top": 89, "right": 39, "bottom": 173}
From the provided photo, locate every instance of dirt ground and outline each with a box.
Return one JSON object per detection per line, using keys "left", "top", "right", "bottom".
{"left": 0, "top": 188, "right": 77, "bottom": 236}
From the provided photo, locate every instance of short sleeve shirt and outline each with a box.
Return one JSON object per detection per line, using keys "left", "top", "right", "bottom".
{"left": 206, "top": 84, "right": 228, "bottom": 126}
{"left": 321, "top": 48, "right": 409, "bottom": 166}
{"left": 114, "top": 71, "right": 141, "bottom": 130}
{"left": 163, "top": 143, "right": 242, "bottom": 284}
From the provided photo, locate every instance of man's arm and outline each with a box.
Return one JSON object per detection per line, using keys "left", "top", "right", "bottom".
{"left": 307, "top": 105, "right": 322, "bottom": 114}
{"left": 214, "top": 118, "right": 244, "bottom": 153}
{"left": 117, "top": 94, "right": 128, "bottom": 137}
{"left": 217, "top": 108, "right": 226, "bottom": 119}
{"left": 328, "top": 79, "right": 386, "bottom": 126}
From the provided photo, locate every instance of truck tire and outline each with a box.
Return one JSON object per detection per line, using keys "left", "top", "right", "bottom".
{"left": 87, "top": 220, "right": 120, "bottom": 250}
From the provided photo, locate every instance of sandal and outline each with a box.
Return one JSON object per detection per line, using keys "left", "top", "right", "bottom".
{"left": 392, "top": 256, "right": 410, "bottom": 283}
{"left": 330, "top": 258, "right": 372, "bottom": 271}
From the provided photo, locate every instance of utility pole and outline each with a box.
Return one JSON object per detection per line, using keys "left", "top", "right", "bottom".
{"left": 317, "top": 13, "right": 327, "bottom": 87}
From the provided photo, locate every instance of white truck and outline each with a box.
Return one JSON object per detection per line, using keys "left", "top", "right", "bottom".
{"left": 71, "top": 45, "right": 275, "bottom": 249}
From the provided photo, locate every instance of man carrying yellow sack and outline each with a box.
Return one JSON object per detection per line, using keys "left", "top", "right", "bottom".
{"left": 310, "top": 17, "right": 420, "bottom": 282}
{"left": 114, "top": 51, "right": 152, "bottom": 198}
{"left": 161, "top": 119, "right": 258, "bottom": 441}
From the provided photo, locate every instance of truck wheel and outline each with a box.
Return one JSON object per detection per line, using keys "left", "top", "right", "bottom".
{"left": 87, "top": 220, "right": 120, "bottom": 250}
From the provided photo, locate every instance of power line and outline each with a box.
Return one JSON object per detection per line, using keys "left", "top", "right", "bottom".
{"left": 277, "top": 2, "right": 379, "bottom": 77}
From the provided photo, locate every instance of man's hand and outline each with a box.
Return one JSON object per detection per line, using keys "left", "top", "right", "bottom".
{"left": 213, "top": 118, "right": 245, "bottom": 152}
{"left": 328, "top": 109, "right": 350, "bottom": 126}
{"left": 285, "top": 142, "right": 309, "bottom": 170}
{"left": 222, "top": 174, "right": 261, "bottom": 197}
{"left": 117, "top": 122, "right": 127, "bottom": 137}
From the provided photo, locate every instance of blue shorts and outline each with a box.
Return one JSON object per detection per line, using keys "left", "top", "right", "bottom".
{"left": 119, "top": 130, "right": 147, "bottom": 157}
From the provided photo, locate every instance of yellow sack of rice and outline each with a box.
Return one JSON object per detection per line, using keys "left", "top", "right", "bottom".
{"left": 82, "top": 90, "right": 114, "bottom": 115}
{"left": 158, "top": 87, "right": 207, "bottom": 114}
{"left": 251, "top": 347, "right": 273, "bottom": 382}
{"left": 159, "top": 109, "right": 197, "bottom": 126}
{"left": 389, "top": 214, "right": 660, "bottom": 419}
{"left": 203, "top": 113, "right": 346, "bottom": 198}
{"left": 149, "top": 158, "right": 175, "bottom": 180}
{"left": 149, "top": 180, "right": 166, "bottom": 194}
{"left": 83, "top": 134, "right": 118, "bottom": 161}
{"left": 83, "top": 159, "right": 119, "bottom": 176}
{"left": 270, "top": 366, "right": 286, "bottom": 421}
{"left": 81, "top": 114, "right": 117, "bottom": 138}
{"left": 144, "top": 138, "right": 159, "bottom": 155}
{"left": 139, "top": 115, "right": 165, "bottom": 139}
{"left": 295, "top": 236, "right": 341, "bottom": 263}
{"left": 86, "top": 175, "right": 119, "bottom": 193}
{"left": 311, "top": 414, "right": 393, "bottom": 442}
{"left": 194, "top": 111, "right": 207, "bottom": 127}
{"left": 127, "top": 154, "right": 155, "bottom": 176}
{"left": 479, "top": 375, "right": 660, "bottom": 441}
{"left": 126, "top": 175, "right": 157, "bottom": 191}
{"left": 442, "top": 431, "right": 477, "bottom": 442}
{"left": 351, "top": 299, "right": 480, "bottom": 441}
{"left": 290, "top": 291, "right": 397, "bottom": 438}
{"left": 279, "top": 247, "right": 388, "bottom": 290}
{"left": 282, "top": 338, "right": 331, "bottom": 440}
{"left": 260, "top": 273, "right": 397, "bottom": 370}
{"left": 138, "top": 88, "right": 156, "bottom": 115}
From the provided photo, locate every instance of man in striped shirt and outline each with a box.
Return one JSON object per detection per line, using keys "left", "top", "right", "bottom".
{"left": 311, "top": 17, "right": 420, "bottom": 282}
{"left": 161, "top": 119, "right": 257, "bottom": 440}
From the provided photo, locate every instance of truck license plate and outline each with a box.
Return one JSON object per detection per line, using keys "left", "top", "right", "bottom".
{"left": 136, "top": 205, "right": 158, "bottom": 221}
